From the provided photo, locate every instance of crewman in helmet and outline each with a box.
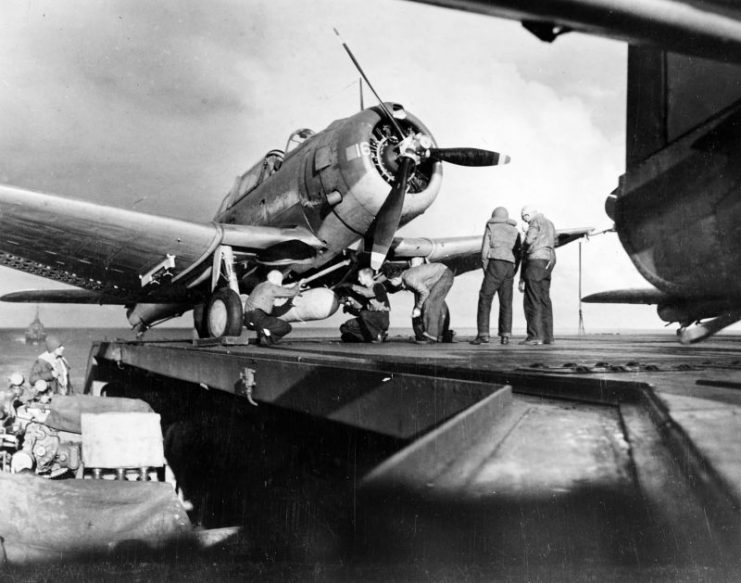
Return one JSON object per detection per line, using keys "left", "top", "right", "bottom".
{"left": 470, "top": 206, "right": 521, "bottom": 346}
{"left": 30, "top": 335, "right": 72, "bottom": 394}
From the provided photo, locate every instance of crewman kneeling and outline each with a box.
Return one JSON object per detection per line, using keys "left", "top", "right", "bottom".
{"left": 338, "top": 268, "right": 390, "bottom": 343}
{"left": 243, "top": 270, "right": 301, "bottom": 345}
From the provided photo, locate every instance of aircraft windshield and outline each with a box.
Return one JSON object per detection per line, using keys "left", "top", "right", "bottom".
{"left": 285, "top": 128, "right": 315, "bottom": 153}
{"left": 218, "top": 149, "right": 285, "bottom": 214}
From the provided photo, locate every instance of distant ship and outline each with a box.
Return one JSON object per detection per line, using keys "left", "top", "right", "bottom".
{"left": 25, "top": 306, "right": 47, "bottom": 345}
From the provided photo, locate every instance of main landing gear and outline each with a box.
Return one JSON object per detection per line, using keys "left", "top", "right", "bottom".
{"left": 194, "top": 245, "right": 244, "bottom": 339}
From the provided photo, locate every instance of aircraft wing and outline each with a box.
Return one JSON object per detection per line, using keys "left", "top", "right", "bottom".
{"left": 582, "top": 288, "right": 672, "bottom": 305}
{"left": 0, "top": 185, "right": 324, "bottom": 304}
{"left": 389, "top": 227, "right": 593, "bottom": 275}
{"left": 554, "top": 228, "right": 596, "bottom": 247}
{"left": 405, "top": 0, "right": 741, "bottom": 63}
{"left": 0, "top": 290, "right": 130, "bottom": 304}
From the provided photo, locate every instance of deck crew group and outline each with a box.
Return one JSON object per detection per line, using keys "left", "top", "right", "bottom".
{"left": 252, "top": 204, "right": 557, "bottom": 347}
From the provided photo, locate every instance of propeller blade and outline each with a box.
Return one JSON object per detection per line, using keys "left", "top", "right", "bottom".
{"left": 334, "top": 28, "right": 404, "bottom": 139}
{"left": 371, "top": 157, "right": 415, "bottom": 271}
{"left": 428, "top": 147, "right": 511, "bottom": 167}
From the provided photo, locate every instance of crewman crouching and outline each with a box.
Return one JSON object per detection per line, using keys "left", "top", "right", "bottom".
{"left": 243, "top": 270, "right": 301, "bottom": 345}
{"left": 338, "top": 268, "right": 390, "bottom": 343}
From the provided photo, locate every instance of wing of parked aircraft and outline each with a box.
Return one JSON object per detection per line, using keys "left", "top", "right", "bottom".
{"left": 0, "top": 185, "right": 325, "bottom": 305}
{"left": 405, "top": 0, "right": 741, "bottom": 63}
{"left": 389, "top": 227, "right": 594, "bottom": 274}
{"left": 582, "top": 288, "right": 670, "bottom": 305}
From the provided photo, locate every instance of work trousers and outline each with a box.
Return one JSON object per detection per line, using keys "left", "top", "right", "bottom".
{"left": 245, "top": 309, "right": 292, "bottom": 340}
{"left": 476, "top": 260, "right": 515, "bottom": 339}
{"left": 522, "top": 259, "right": 553, "bottom": 342}
{"left": 422, "top": 267, "right": 454, "bottom": 340}
{"left": 340, "top": 310, "right": 389, "bottom": 342}
{"left": 413, "top": 302, "right": 451, "bottom": 341}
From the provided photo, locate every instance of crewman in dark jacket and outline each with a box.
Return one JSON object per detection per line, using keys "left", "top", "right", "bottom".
{"left": 471, "top": 206, "right": 521, "bottom": 345}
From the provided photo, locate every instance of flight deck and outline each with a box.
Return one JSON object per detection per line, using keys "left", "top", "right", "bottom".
{"left": 83, "top": 333, "right": 741, "bottom": 577}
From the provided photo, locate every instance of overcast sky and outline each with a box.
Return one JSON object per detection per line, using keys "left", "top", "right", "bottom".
{"left": 0, "top": 0, "right": 660, "bottom": 333}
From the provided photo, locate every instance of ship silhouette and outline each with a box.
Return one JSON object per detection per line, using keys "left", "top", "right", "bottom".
{"left": 25, "top": 306, "right": 47, "bottom": 345}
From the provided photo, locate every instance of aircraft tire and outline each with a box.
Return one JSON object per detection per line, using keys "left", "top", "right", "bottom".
{"left": 206, "top": 288, "right": 243, "bottom": 338}
{"left": 192, "top": 304, "right": 209, "bottom": 339}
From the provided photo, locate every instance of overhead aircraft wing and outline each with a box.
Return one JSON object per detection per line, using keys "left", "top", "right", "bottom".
{"left": 0, "top": 185, "right": 324, "bottom": 304}
{"left": 405, "top": 0, "right": 741, "bottom": 63}
{"left": 389, "top": 227, "right": 593, "bottom": 275}
{"left": 1, "top": 290, "right": 129, "bottom": 304}
{"left": 582, "top": 288, "right": 672, "bottom": 305}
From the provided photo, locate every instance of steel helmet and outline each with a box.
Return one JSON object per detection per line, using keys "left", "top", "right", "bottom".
{"left": 8, "top": 372, "right": 24, "bottom": 386}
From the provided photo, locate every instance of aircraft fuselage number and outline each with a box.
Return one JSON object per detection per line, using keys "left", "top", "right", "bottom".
{"left": 345, "top": 142, "right": 371, "bottom": 161}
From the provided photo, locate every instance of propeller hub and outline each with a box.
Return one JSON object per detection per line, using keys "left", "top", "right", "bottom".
{"left": 369, "top": 115, "right": 436, "bottom": 192}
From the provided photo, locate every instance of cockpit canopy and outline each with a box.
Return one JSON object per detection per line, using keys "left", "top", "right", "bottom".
{"left": 217, "top": 149, "right": 285, "bottom": 214}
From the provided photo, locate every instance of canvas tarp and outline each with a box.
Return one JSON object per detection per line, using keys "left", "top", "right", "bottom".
{"left": 42, "top": 394, "right": 154, "bottom": 434}
{"left": 0, "top": 472, "right": 191, "bottom": 564}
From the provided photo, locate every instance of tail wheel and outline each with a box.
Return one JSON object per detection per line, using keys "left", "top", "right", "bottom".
{"left": 206, "top": 288, "right": 243, "bottom": 338}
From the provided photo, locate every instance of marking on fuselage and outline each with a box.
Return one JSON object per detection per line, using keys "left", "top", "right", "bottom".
{"left": 345, "top": 141, "right": 370, "bottom": 162}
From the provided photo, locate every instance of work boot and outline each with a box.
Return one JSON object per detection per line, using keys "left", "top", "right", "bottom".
{"left": 469, "top": 336, "right": 489, "bottom": 345}
{"left": 500, "top": 336, "right": 510, "bottom": 345}
{"left": 260, "top": 329, "right": 274, "bottom": 346}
